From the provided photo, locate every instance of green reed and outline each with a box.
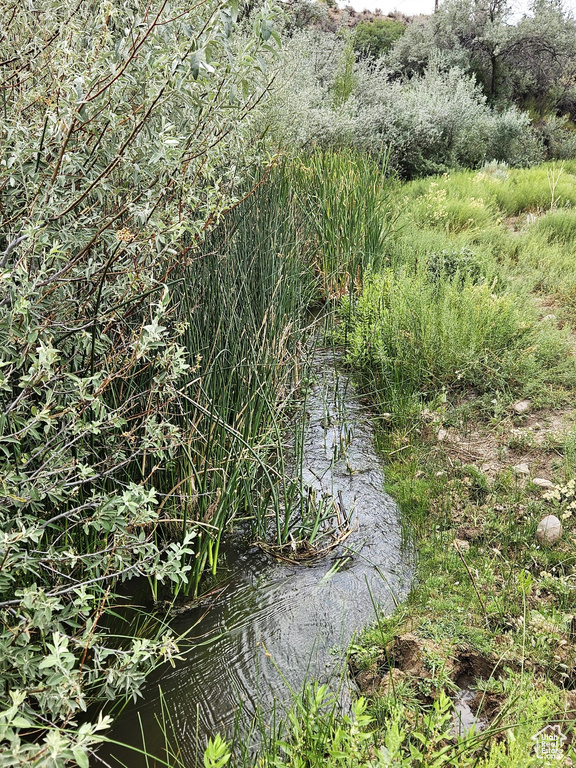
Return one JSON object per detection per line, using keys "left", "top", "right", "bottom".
{"left": 160, "top": 166, "right": 317, "bottom": 593}
{"left": 287, "top": 149, "right": 393, "bottom": 297}
{"left": 97, "top": 151, "right": 393, "bottom": 597}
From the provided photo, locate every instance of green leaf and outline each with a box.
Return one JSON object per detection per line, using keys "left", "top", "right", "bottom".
{"left": 260, "top": 19, "right": 273, "bottom": 41}
{"left": 38, "top": 656, "right": 57, "bottom": 669}
{"left": 73, "top": 746, "right": 90, "bottom": 768}
{"left": 190, "top": 52, "right": 200, "bottom": 80}
{"left": 11, "top": 716, "right": 33, "bottom": 728}
{"left": 220, "top": 10, "right": 234, "bottom": 38}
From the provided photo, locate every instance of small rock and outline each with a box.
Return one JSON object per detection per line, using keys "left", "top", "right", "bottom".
{"left": 513, "top": 400, "right": 531, "bottom": 414}
{"left": 382, "top": 412, "right": 392, "bottom": 421}
{"left": 452, "top": 538, "right": 470, "bottom": 552}
{"left": 437, "top": 428, "right": 448, "bottom": 441}
{"left": 542, "top": 314, "right": 556, "bottom": 322}
{"left": 435, "top": 470, "right": 445, "bottom": 477}
{"left": 513, "top": 463, "right": 530, "bottom": 475}
{"left": 532, "top": 477, "right": 555, "bottom": 490}
{"left": 536, "top": 514, "right": 563, "bottom": 546}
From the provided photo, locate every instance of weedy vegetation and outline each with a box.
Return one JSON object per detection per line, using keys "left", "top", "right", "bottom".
{"left": 2, "top": 0, "right": 576, "bottom": 764}
{"left": 330, "top": 162, "right": 576, "bottom": 767}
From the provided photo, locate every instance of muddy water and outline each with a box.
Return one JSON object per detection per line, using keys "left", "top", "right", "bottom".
{"left": 98, "top": 350, "right": 412, "bottom": 767}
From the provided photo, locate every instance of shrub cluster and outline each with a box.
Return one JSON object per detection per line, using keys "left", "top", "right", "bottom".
{"left": 340, "top": 266, "right": 571, "bottom": 399}
{"left": 0, "top": 0, "right": 281, "bottom": 762}
{"left": 263, "top": 32, "right": 538, "bottom": 177}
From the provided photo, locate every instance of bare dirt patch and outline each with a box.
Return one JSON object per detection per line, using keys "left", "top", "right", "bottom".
{"left": 352, "top": 633, "right": 506, "bottom": 728}
{"left": 433, "top": 408, "right": 574, "bottom": 481}
{"left": 352, "top": 633, "right": 505, "bottom": 693}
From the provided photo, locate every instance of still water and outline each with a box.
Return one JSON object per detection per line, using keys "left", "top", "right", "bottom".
{"left": 97, "top": 350, "right": 413, "bottom": 767}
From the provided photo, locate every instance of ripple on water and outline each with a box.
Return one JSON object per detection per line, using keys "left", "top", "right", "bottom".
{"left": 99, "top": 350, "right": 413, "bottom": 768}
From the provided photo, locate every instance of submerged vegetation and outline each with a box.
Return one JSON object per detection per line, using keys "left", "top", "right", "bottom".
{"left": 2, "top": 0, "right": 576, "bottom": 765}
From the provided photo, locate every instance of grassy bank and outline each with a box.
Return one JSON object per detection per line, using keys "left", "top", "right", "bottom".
{"left": 339, "top": 162, "right": 576, "bottom": 766}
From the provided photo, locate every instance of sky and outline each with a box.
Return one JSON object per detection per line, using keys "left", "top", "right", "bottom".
{"left": 337, "top": 0, "right": 576, "bottom": 19}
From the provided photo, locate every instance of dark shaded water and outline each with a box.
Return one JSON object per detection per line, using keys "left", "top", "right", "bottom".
{"left": 97, "top": 350, "right": 412, "bottom": 767}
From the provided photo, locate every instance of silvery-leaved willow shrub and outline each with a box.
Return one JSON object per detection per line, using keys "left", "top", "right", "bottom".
{"left": 264, "top": 31, "right": 532, "bottom": 177}
{"left": 0, "top": 0, "right": 279, "bottom": 764}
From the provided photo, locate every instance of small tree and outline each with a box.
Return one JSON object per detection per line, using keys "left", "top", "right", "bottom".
{"left": 509, "top": 0, "right": 576, "bottom": 118}
{"left": 352, "top": 18, "right": 406, "bottom": 59}
{"left": 388, "top": 0, "right": 576, "bottom": 114}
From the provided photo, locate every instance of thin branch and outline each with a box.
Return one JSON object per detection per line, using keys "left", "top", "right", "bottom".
{"left": 0, "top": 233, "right": 27, "bottom": 268}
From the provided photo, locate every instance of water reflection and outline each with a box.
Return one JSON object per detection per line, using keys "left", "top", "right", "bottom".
{"left": 98, "top": 350, "right": 412, "bottom": 767}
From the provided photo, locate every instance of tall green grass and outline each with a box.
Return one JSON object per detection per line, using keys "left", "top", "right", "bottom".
{"left": 165, "top": 169, "right": 316, "bottom": 593}
{"left": 340, "top": 264, "right": 573, "bottom": 415}
{"left": 288, "top": 150, "right": 393, "bottom": 296}
{"left": 370, "top": 162, "right": 576, "bottom": 323}
{"left": 403, "top": 163, "right": 576, "bottom": 221}
{"left": 530, "top": 208, "right": 576, "bottom": 244}
{"left": 118, "top": 152, "right": 395, "bottom": 595}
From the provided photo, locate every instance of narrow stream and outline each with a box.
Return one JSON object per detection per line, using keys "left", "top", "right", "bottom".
{"left": 98, "top": 350, "right": 413, "bottom": 767}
